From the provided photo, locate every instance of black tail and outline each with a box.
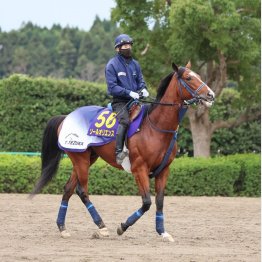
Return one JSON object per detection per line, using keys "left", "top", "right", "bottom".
{"left": 31, "top": 115, "right": 66, "bottom": 196}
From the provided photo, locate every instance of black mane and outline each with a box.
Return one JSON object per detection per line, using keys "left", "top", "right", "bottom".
{"left": 148, "top": 71, "right": 175, "bottom": 112}
{"left": 155, "top": 72, "right": 175, "bottom": 101}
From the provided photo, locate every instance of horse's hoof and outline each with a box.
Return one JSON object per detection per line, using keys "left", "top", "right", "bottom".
{"left": 117, "top": 225, "right": 124, "bottom": 235}
{"left": 60, "top": 230, "right": 71, "bottom": 238}
{"left": 92, "top": 227, "right": 110, "bottom": 239}
{"left": 161, "top": 232, "right": 174, "bottom": 242}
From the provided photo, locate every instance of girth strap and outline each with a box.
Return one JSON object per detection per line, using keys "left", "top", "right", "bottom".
{"left": 149, "top": 131, "right": 178, "bottom": 179}
{"left": 148, "top": 106, "right": 188, "bottom": 179}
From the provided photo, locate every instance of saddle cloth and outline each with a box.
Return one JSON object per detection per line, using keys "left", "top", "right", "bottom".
{"left": 58, "top": 105, "right": 145, "bottom": 152}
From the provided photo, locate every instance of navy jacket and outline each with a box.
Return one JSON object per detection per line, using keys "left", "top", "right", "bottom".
{"left": 105, "top": 54, "right": 146, "bottom": 100}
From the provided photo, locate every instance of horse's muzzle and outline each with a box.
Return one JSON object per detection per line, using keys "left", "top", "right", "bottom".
{"left": 199, "top": 89, "right": 215, "bottom": 107}
{"left": 207, "top": 91, "right": 215, "bottom": 101}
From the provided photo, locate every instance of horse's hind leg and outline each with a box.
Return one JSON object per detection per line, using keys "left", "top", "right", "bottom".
{"left": 56, "top": 169, "right": 77, "bottom": 238}
{"left": 68, "top": 150, "right": 109, "bottom": 239}
{"left": 155, "top": 167, "right": 174, "bottom": 242}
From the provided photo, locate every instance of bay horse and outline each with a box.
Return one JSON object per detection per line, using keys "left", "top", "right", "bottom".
{"left": 31, "top": 62, "right": 215, "bottom": 242}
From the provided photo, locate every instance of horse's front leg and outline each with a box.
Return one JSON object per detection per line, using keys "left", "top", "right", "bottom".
{"left": 117, "top": 167, "right": 151, "bottom": 235}
{"left": 155, "top": 167, "right": 174, "bottom": 242}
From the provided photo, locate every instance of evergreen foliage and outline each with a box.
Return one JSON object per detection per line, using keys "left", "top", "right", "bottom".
{"left": 0, "top": 74, "right": 260, "bottom": 154}
{"left": 178, "top": 88, "right": 261, "bottom": 156}
{"left": 0, "top": 154, "right": 260, "bottom": 196}
{"left": 0, "top": 74, "right": 110, "bottom": 151}
{"left": 112, "top": 0, "right": 261, "bottom": 157}
{"left": 112, "top": 0, "right": 260, "bottom": 91}
{"left": 0, "top": 19, "right": 120, "bottom": 82}
{"left": 0, "top": 4, "right": 260, "bottom": 156}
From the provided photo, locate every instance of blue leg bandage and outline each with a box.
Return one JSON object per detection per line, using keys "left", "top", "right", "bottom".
{"left": 156, "top": 211, "right": 165, "bottom": 234}
{"left": 57, "top": 200, "right": 68, "bottom": 226}
{"left": 86, "top": 202, "right": 102, "bottom": 226}
{"left": 125, "top": 208, "right": 144, "bottom": 227}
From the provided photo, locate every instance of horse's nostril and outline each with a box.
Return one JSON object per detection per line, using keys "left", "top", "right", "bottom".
{"left": 207, "top": 91, "right": 215, "bottom": 100}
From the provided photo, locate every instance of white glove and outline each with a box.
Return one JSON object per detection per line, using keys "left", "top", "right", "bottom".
{"left": 141, "top": 88, "right": 149, "bottom": 98}
{"left": 129, "top": 91, "right": 140, "bottom": 99}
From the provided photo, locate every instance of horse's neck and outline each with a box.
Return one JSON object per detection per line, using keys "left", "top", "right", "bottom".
{"left": 150, "top": 76, "right": 182, "bottom": 131}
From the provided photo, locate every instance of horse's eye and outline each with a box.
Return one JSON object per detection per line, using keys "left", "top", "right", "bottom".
{"left": 186, "top": 76, "right": 192, "bottom": 81}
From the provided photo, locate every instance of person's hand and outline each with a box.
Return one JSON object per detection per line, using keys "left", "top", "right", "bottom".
{"left": 129, "top": 91, "right": 140, "bottom": 99}
{"left": 141, "top": 88, "right": 149, "bottom": 98}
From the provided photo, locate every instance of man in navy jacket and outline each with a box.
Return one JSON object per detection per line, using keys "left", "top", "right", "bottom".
{"left": 105, "top": 34, "right": 149, "bottom": 165}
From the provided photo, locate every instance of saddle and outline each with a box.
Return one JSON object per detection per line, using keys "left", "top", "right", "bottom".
{"left": 107, "top": 100, "right": 142, "bottom": 122}
{"left": 128, "top": 100, "right": 142, "bottom": 122}
{"left": 58, "top": 104, "right": 145, "bottom": 153}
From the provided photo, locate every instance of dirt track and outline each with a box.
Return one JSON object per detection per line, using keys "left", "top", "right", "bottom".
{"left": 0, "top": 194, "right": 260, "bottom": 262}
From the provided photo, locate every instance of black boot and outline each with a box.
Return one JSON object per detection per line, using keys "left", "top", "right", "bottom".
{"left": 115, "top": 124, "right": 128, "bottom": 165}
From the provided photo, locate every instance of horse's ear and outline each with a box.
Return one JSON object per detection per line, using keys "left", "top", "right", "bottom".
{"left": 186, "top": 61, "right": 191, "bottom": 69}
{"left": 172, "top": 62, "right": 179, "bottom": 72}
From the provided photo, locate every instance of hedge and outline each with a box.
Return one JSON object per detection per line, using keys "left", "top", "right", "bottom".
{"left": 0, "top": 75, "right": 260, "bottom": 156}
{"left": 0, "top": 153, "right": 260, "bottom": 196}
{"left": 0, "top": 74, "right": 110, "bottom": 152}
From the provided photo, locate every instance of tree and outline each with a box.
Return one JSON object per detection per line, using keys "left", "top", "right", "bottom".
{"left": 112, "top": 0, "right": 261, "bottom": 157}
{"left": 56, "top": 36, "right": 77, "bottom": 78}
{"left": 0, "top": 20, "right": 120, "bottom": 82}
{"left": 12, "top": 47, "right": 29, "bottom": 73}
{"left": 75, "top": 55, "right": 97, "bottom": 81}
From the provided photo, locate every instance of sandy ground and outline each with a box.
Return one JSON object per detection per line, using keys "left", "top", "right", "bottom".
{"left": 0, "top": 194, "right": 260, "bottom": 262}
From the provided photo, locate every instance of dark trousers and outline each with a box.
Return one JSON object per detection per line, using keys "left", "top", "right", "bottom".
{"left": 112, "top": 101, "right": 130, "bottom": 127}
{"left": 112, "top": 100, "right": 130, "bottom": 155}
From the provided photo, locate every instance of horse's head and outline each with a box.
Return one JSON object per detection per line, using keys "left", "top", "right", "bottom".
{"left": 172, "top": 62, "right": 215, "bottom": 107}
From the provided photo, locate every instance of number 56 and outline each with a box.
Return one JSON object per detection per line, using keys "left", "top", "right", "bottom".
{"left": 95, "top": 111, "right": 116, "bottom": 128}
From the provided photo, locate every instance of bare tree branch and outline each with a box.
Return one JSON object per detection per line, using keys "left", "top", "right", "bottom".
{"left": 166, "top": 0, "right": 171, "bottom": 6}
{"left": 197, "top": 61, "right": 206, "bottom": 71}
{"left": 236, "top": 8, "right": 254, "bottom": 13}
{"left": 211, "top": 51, "right": 227, "bottom": 98}
{"left": 211, "top": 110, "right": 261, "bottom": 133}
{"left": 227, "top": 60, "right": 240, "bottom": 65}
{"left": 206, "top": 60, "right": 215, "bottom": 87}
{"left": 141, "top": 43, "right": 150, "bottom": 56}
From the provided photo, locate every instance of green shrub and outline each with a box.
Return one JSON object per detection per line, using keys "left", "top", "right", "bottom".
{"left": 0, "top": 155, "right": 40, "bottom": 193}
{"left": 0, "top": 153, "right": 260, "bottom": 196}
{"left": 0, "top": 74, "right": 110, "bottom": 151}
{"left": 0, "top": 75, "right": 260, "bottom": 156}
{"left": 225, "top": 154, "right": 261, "bottom": 196}
{"left": 167, "top": 157, "right": 240, "bottom": 196}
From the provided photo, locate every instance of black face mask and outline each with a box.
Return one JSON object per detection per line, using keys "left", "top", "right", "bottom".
{"left": 119, "top": 48, "right": 132, "bottom": 59}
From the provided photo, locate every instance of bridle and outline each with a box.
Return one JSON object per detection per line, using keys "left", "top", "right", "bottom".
{"left": 178, "top": 78, "right": 206, "bottom": 100}
{"left": 140, "top": 68, "right": 208, "bottom": 107}
{"left": 177, "top": 67, "right": 207, "bottom": 102}
{"left": 145, "top": 68, "right": 208, "bottom": 133}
